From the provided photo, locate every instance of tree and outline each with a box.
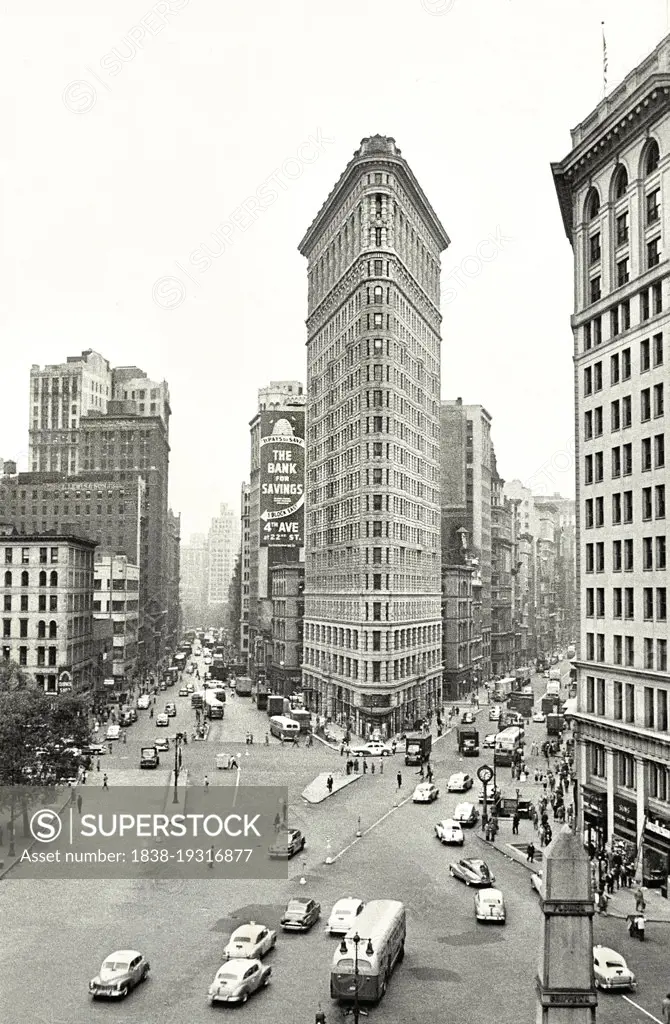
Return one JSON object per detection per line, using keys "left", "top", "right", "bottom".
{"left": 0, "top": 658, "right": 36, "bottom": 692}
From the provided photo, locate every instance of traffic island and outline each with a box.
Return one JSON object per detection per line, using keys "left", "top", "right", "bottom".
{"left": 302, "top": 772, "right": 361, "bottom": 803}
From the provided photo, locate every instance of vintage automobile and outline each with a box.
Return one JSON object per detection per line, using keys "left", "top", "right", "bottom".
{"left": 447, "top": 772, "right": 474, "bottom": 793}
{"left": 326, "top": 898, "right": 365, "bottom": 935}
{"left": 453, "top": 802, "right": 479, "bottom": 827}
{"left": 474, "top": 888, "right": 507, "bottom": 923}
{"left": 268, "top": 828, "right": 305, "bottom": 859}
{"left": 137, "top": 695, "right": 150, "bottom": 710}
{"left": 592, "top": 946, "right": 637, "bottom": 991}
{"left": 207, "top": 958, "right": 271, "bottom": 1005}
{"left": 155, "top": 713, "right": 169, "bottom": 727}
{"left": 412, "top": 782, "right": 439, "bottom": 804}
{"left": 280, "top": 897, "right": 321, "bottom": 932}
{"left": 223, "top": 922, "right": 276, "bottom": 961}
{"left": 434, "top": 819, "right": 464, "bottom": 845}
{"left": 89, "top": 949, "right": 150, "bottom": 999}
{"left": 461, "top": 711, "right": 476, "bottom": 725}
{"left": 178, "top": 686, "right": 189, "bottom": 697}
{"left": 154, "top": 738, "right": 170, "bottom": 752}
{"left": 530, "top": 871, "right": 543, "bottom": 895}
{"left": 449, "top": 858, "right": 495, "bottom": 887}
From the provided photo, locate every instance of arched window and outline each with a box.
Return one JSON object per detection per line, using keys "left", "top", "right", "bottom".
{"left": 643, "top": 139, "right": 660, "bottom": 176}
{"left": 49, "top": 571, "right": 58, "bottom": 587}
{"left": 37, "top": 621, "right": 46, "bottom": 639}
{"left": 584, "top": 188, "right": 600, "bottom": 221}
{"left": 49, "top": 621, "right": 57, "bottom": 639}
{"left": 612, "top": 164, "right": 628, "bottom": 200}
{"left": 21, "top": 570, "right": 29, "bottom": 587}
{"left": 3, "top": 570, "right": 11, "bottom": 587}
{"left": 39, "top": 571, "right": 47, "bottom": 587}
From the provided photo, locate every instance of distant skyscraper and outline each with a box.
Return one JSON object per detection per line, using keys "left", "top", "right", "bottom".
{"left": 299, "top": 135, "right": 449, "bottom": 737}
{"left": 207, "top": 504, "right": 239, "bottom": 605}
{"left": 180, "top": 532, "right": 209, "bottom": 626}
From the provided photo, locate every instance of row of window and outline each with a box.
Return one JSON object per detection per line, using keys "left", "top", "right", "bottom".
{"left": 585, "top": 485, "right": 665, "bottom": 528}
{"left": 584, "top": 335, "right": 664, "bottom": 394}
{"left": 586, "top": 675, "right": 667, "bottom": 734}
{"left": 585, "top": 536, "right": 666, "bottom": 572}
{"left": 585, "top": 586, "right": 667, "bottom": 620}
{"left": 3, "top": 594, "right": 58, "bottom": 612}
{"left": 584, "top": 436, "right": 666, "bottom": 483}
{"left": 584, "top": 284, "right": 663, "bottom": 351}
{"left": 2, "top": 619, "right": 58, "bottom": 638}
{"left": 588, "top": 236, "right": 661, "bottom": 304}
{"left": 584, "top": 636, "right": 668, "bottom": 670}
{"left": 3, "top": 571, "right": 59, "bottom": 587}
{"left": 584, "top": 385, "right": 665, "bottom": 438}
{"left": 1, "top": 645, "right": 59, "bottom": 667}
{"left": 4, "top": 546, "right": 58, "bottom": 565}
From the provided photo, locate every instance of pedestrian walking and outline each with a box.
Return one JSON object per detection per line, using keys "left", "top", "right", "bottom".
{"left": 662, "top": 993, "right": 670, "bottom": 1024}
{"left": 122, "top": 731, "right": 127, "bottom": 745}
{"left": 526, "top": 842, "right": 536, "bottom": 863}
{"left": 340, "top": 742, "right": 345, "bottom": 756}
{"left": 327, "top": 774, "right": 334, "bottom": 795}
{"left": 371, "top": 760, "right": 376, "bottom": 774}
{"left": 512, "top": 812, "right": 520, "bottom": 835}
{"left": 204, "top": 775, "right": 210, "bottom": 792}
{"left": 77, "top": 794, "right": 83, "bottom": 814}
{"left": 396, "top": 771, "right": 402, "bottom": 790}
{"left": 274, "top": 813, "right": 281, "bottom": 833}
{"left": 635, "top": 887, "right": 646, "bottom": 913}
{"left": 426, "top": 764, "right": 433, "bottom": 783}
{"left": 265, "top": 733, "right": 270, "bottom": 745}
{"left": 96, "top": 758, "right": 101, "bottom": 772}
{"left": 353, "top": 758, "right": 359, "bottom": 773}
{"left": 362, "top": 758, "right": 368, "bottom": 774}
{"left": 315, "top": 1004, "right": 327, "bottom": 1024}
{"left": 102, "top": 773, "right": 108, "bottom": 789}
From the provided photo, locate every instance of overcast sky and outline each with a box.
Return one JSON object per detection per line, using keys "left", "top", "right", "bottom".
{"left": 1, "top": 0, "right": 667, "bottom": 538}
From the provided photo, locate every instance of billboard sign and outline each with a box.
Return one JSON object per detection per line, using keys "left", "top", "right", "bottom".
{"left": 259, "top": 410, "right": 304, "bottom": 547}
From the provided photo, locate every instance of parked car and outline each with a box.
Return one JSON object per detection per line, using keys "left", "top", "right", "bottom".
{"left": 89, "top": 949, "right": 150, "bottom": 999}
{"left": 268, "top": 828, "right": 305, "bottom": 859}
{"left": 280, "top": 897, "right": 321, "bottom": 931}
{"left": 449, "top": 858, "right": 495, "bottom": 887}
{"left": 412, "top": 782, "right": 439, "bottom": 804}
{"left": 453, "top": 802, "right": 479, "bottom": 827}
{"left": 447, "top": 772, "right": 473, "bottom": 792}
{"left": 474, "top": 888, "right": 506, "bottom": 923}
{"left": 434, "top": 819, "right": 464, "bottom": 845}
{"left": 155, "top": 713, "right": 169, "bottom": 727}
{"left": 165, "top": 703, "right": 177, "bottom": 717}
{"left": 592, "top": 946, "right": 637, "bottom": 991}
{"left": 326, "top": 898, "right": 365, "bottom": 936}
{"left": 223, "top": 923, "right": 276, "bottom": 961}
{"left": 207, "top": 959, "right": 271, "bottom": 1005}
{"left": 155, "top": 738, "right": 170, "bottom": 752}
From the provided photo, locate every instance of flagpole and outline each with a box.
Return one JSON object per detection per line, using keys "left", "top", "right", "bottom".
{"left": 601, "top": 21, "right": 608, "bottom": 98}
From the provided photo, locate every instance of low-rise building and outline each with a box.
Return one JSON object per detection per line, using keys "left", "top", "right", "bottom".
{"left": 0, "top": 526, "right": 97, "bottom": 692}
{"left": 93, "top": 553, "right": 139, "bottom": 687}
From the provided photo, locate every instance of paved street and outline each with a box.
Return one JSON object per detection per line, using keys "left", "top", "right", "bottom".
{"left": 2, "top": 660, "right": 669, "bottom": 1023}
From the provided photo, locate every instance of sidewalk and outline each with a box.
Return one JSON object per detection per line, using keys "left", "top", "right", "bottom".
{"left": 302, "top": 772, "right": 361, "bottom": 804}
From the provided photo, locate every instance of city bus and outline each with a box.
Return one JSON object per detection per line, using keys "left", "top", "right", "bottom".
{"left": 205, "top": 689, "right": 225, "bottom": 720}
{"left": 330, "top": 900, "right": 405, "bottom": 1006}
{"left": 235, "top": 676, "right": 253, "bottom": 697}
{"left": 494, "top": 726, "right": 524, "bottom": 766}
{"left": 269, "top": 715, "right": 300, "bottom": 741}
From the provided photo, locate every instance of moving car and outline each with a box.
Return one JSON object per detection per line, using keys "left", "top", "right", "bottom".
{"left": 434, "top": 819, "right": 464, "bottom": 845}
{"left": 489, "top": 707, "right": 501, "bottom": 721}
{"left": 326, "top": 898, "right": 365, "bottom": 935}
{"left": 268, "top": 828, "right": 305, "bottom": 859}
{"left": 453, "top": 802, "right": 479, "bottom": 827}
{"left": 89, "top": 950, "right": 150, "bottom": 999}
{"left": 461, "top": 711, "right": 475, "bottom": 724}
{"left": 207, "top": 958, "right": 271, "bottom": 1005}
{"left": 449, "top": 858, "right": 495, "bottom": 886}
{"left": 412, "top": 782, "right": 439, "bottom": 804}
{"left": 483, "top": 733, "right": 497, "bottom": 749}
{"left": 155, "top": 738, "right": 170, "bottom": 752}
{"left": 532, "top": 710, "right": 546, "bottom": 723}
{"left": 106, "top": 724, "right": 120, "bottom": 741}
{"left": 280, "top": 897, "right": 320, "bottom": 931}
{"left": 165, "top": 702, "right": 177, "bottom": 717}
{"left": 186, "top": 682, "right": 195, "bottom": 693}
{"left": 223, "top": 923, "right": 276, "bottom": 961}
{"left": 592, "top": 946, "right": 637, "bottom": 991}
{"left": 137, "top": 695, "right": 150, "bottom": 710}
{"left": 530, "top": 872, "right": 543, "bottom": 895}
{"left": 362, "top": 740, "right": 394, "bottom": 757}
{"left": 474, "top": 888, "right": 506, "bottom": 923}
{"left": 155, "top": 713, "right": 169, "bottom": 727}
{"left": 85, "top": 743, "right": 106, "bottom": 757}
{"left": 178, "top": 686, "right": 189, "bottom": 697}
{"left": 447, "top": 772, "right": 473, "bottom": 793}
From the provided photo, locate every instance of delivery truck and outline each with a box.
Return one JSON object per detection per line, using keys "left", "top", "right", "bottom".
{"left": 140, "top": 745, "right": 160, "bottom": 769}
{"left": 507, "top": 692, "right": 534, "bottom": 717}
{"left": 255, "top": 677, "right": 269, "bottom": 710}
{"left": 267, "top": 695, "right": 291, "bottom": 717}
{"left": 405, "top": 732, "right": 432, "bottom": 766}
{"left": 541, "top": 694, "right": 561, "bottom": 714}
{"left": 546, "top": 713, "right": 565, "bottom": 736}
{"left": 457, "top": 725, "right": 480, "bottom": 756}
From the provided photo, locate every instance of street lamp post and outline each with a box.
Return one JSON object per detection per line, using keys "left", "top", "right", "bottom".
{"left": 173, "top": 732, "right": 183, "bottom": 803}
{"left": 339, "top": 933, "right": 373, "bottom": 1022}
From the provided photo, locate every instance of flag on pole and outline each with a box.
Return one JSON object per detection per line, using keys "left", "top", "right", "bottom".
{"left": 602, "top": 21, "right": 608, "bottom": 94}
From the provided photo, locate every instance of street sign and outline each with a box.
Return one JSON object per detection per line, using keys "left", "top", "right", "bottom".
{"left": 477, "top": 764, "right": 494, "bottom": 784}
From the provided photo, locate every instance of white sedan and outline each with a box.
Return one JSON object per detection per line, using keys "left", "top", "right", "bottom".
{"left": 532, "top": 710, "right": 546, "bottom": 723}
{"left": 223, "top": 923, "right": 276, "bottom": 961}
{"left": 326, "top": 898, "right": 365, "bottom": 935}
{"left": 137, "top": 695, "right": 150, "bottom": 710}
{"left": 483, "top": 733, "right": 497, "bottom": 749}
{"left": 412, "top": 782, "right": 439, "bottom": 803}
{"left": 593, "top": 946, "right": 637, "bottom": 991}
{"left": 474, "top": 888, "right": 506, "bottom": 923}
{"left": 447, "top": 772, "right": 474, "bottom": 792}
{"left": 155, "top": 713, "right": 169, "bottom": 727}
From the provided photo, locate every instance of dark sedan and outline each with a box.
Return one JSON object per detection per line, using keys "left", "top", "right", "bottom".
{"left": 280, "top": 897, "right": 321, "bottom": 932}
{"left": 449, "top": 858, "right": 496, "bottom": 887}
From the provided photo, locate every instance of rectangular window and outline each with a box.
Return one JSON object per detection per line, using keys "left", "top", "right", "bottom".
{"left": 596, "top": 677, "right": 605, "bottom": 715}
{"left": 585, "top": 588, "right": 594, "bottom": 617}
{"left": 611, "top": 400, "right": 620, "bottom": 431}
{"left": 654, "top": 332, "right": 664, "bottom": 366}
{"left": 611, "top": 307, "right": 619, "bottom": 336}
{"left": 625, "top": 636, "right": 634, "bottom": 667}
{"left": 590, "top": 276, "right": 601, "bottom": 303}
{"left": 648, "top": 237, "right": 661, "bottom": 269}
{"left": 585, "top": 498, "right": 594, "bottom": 529}
{"left": 584, "top": 366, "right": 593, "bottom": 396}
{"left": 642, "top": 437, "right": 652, "bottom": 471}
{"left": 611, "top": 353, "right": 620, "bottom": 385}
{"left": 623, "top": 490, "right": 633, "bottom": 524}
{"left": 656, "top": 484, "right": 666, "bottom": 519}
{"left": 586, "top": 676, "right": 595, "bottom": 713}
{"left": 19, "top": 646, "right": 27, "bottom": 667}
{"left": 616, "top": 258, "right": 629, "bottom": 287}
{"left": 584, "top": 410, "right": 593, "bottom": 439}
{"left": 595, "top": 495, "right": 604, "bottom": 526}
{"left": 625, "top": 587, "right": 635, "bottom": 619}
{"left": 641, "top": 387, "right": 651, "bottom": 421}
{"left": 596, "top": 542, "right": 605, "bottom": 572}
{"left": 623, "top": 443, "right": 632, "bottom": 475}
{"left": 584, "top": 454, "right": 593, "bottom": 484}
{"left": 658, "top": 639, "right": 668, "bottom": 672}
{"left": 644, "top": 587, "right": 654, "bottom": 620}
{"left": 372, "top": 662, "right": 381, "bottom": 682}
{"left": 612, "top": 539, "right": 622, "bottom": 572}
{"left": 622, "top": 348, "right": 631, "bottom": 380}
{"left": 595, "top": 452, "right": 603, "bottom": 482}
{"left": 655, "top": 433, "right": 665, "bottom": 468}
{"left": 657, "top": 535, "right": 667, "bottom": 569}
{"left": 585, "top": 543, "right": 594, "bottom": 573}
{"left": 644, "top": 536, "right": 654, "bottom": 570}
{"left": 612, "top": 492, "right": 622, "bottom": 524}
{"left": 657, "top": 587, "right": 667, "bottom": 621}
{"left": 653, "top": 284, "right": 663, "bottom": 315}
{"left": 613, "top": 588, "right": 622, "bottom": 618}
{"left": 646, "top": 188, "right": 660, "bottom": 225}
{"left": 596, "top": 588, "right": 605, "bottom": 617}
{"left": 654, "top": 383, "right": 664, "bottom": 417}
{"left": 589, "top": 233, "right": 601, "bottom": 264}
{"left": 613, "top": 681, "right": 623, "bottom": 721}
{"left": 18, "top": 619, "right": 27, "bottom": 638}
{"left": 584, "top": 323, "right": 592, "bottom": 351}
{"left": 625, "top": 683, "right": 635, "bottom": 724}
{"left": 624, "top": 538, "right": 634, "bottom": 571}
{"left": 594, "top": 362, "right": 603, "bottom": 391}
{"left": 642, "top": 486, "right": 652, "bottom": 520}
{"left": 641, "top": 337, "right": 651, "bottom": 371}
{"left": 613, "top": 634, "right": 622, "bottom": 664}
{"left": 622, "top": 396, "right": 632, "bottom": 428}
{"left": 616, "top": 212, "right": 629, "bottom": 246}
{"left": 641, "top": 288, "right": 650, "bottom": 321}
{"left": 659, "top": 691, "right": 668, "bottom": 732}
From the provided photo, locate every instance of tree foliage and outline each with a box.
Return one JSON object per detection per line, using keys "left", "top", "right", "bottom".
{"left": 0, "top": 659, "right": 36, "bottom": 692}
{"left": 0, "top": 683, "right": 91, "bottom": 787}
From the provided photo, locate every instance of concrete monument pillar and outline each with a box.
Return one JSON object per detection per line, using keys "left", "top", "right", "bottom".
{"left": 536, "top": 824, "right": 597, "bottom": 1024}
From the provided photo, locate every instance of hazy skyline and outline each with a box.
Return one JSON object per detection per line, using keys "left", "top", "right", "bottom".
{"left": 1, "top": 0, "right": 667, "bottom": 536}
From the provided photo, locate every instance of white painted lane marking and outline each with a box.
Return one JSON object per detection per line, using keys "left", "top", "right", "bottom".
{"left": 331, "top": 793, "right": 415, "bottom": 861}
{"left": 622, "top": 995, "right": 663, "bottom": 1023}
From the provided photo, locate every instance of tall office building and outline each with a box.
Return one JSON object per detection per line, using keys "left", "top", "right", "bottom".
{"left": 299, "top": 135, "right": 449, "bottom": 737}
{"left": 441, "top": 399, "right": 494, "bottom": 682}
{"left": 553, "top": 35, "right": 670, "bottom": 883}
{"left": 207, "top": 504, "right": 240, "bottom": 606}
{"left": 240, "top": 484, "right": 250, "bottom": 658}
{"left": 180, "top": 533, "right": 209, "bottom": 627}
{"left": 29, "top": 350, "right": 113, "bottom": 474}
{"left": 247, "top": 382, "right": 305, "bottom": 678}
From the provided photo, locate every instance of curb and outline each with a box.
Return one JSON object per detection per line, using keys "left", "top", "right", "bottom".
{"left": 0, "top": 789, "right": 74, "bottom": 881}
{"left": 301, "top": 773, "right": 361, "bottom": 804}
